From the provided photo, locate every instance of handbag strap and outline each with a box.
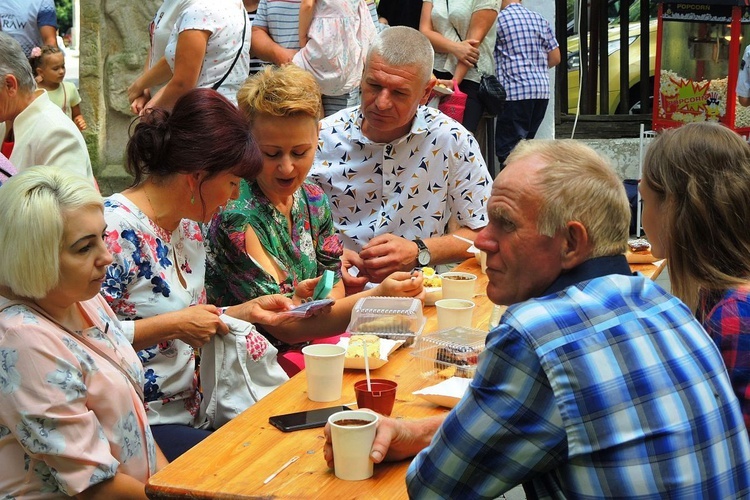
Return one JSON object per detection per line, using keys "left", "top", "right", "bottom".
{"left": 61, "top": 83, "right": 68, "bottom": 114}
{"left": 0, "top": 300, "right": 145, "bottom": 401}
{"left": 446, "top": 0, "right": 463, "bottom": 41}
{"left": 212, "top": 4, "right": 247, "bottom": 91}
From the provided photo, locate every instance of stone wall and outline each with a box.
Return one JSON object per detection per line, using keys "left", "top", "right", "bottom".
{"left": 79, "top": 0, "right": 159, "bottom": 185}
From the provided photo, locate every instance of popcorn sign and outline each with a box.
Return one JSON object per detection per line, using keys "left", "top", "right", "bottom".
{"left": 659, "top": 71, "right": 725, "bottom": 124}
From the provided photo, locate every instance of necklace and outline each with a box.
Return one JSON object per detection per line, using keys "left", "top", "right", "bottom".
{"left": 143, "top": 184, "right": 164, "bottom": 231}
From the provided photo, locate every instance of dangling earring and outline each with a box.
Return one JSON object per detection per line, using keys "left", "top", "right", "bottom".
{"left": 35, "top": 74, "right": 43, "bottom": 83}
{"left": 191, "top": 193, "right": 195, "bottom": 205}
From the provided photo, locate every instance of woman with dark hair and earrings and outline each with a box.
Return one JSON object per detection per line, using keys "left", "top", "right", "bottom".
{"left": 101, "top": 87, "right": 295, "bottom": 460}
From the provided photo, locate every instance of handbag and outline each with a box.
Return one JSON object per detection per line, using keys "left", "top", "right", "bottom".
{"left": 478, "top": 72, "right": 507, "bottom": 116}
{"left": 199, "top": 314, "right": 289, "bottom": 429}
{"left": 445, "top": 0, "right": 506, "bottom": 116}
{"left": 438, "top": 80, "right": 468, "bottom": 122}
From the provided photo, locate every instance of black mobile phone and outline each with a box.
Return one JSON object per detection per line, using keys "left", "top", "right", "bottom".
{"left": 269, "top": 405, "right": 351, "bottom": 432}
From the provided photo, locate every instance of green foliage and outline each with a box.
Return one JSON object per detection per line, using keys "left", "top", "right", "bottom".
{"left": 54, "top": 0, "right": 73, "bottom": 36}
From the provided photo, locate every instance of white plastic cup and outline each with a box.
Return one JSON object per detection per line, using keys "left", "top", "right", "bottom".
{"left": 479, "top": 251, "right": 488, "bottom": 274}
{"left": 435, "top": 299, "right": 475, "bottom": 329}
{"left": 302, "top": 344, "right": 346, "bottom": 402}
{"left": 440, "top": 272, "right": 477, "bottom": 300}
{"left": 328, "top": 410, "right": 378, "bottom": 480}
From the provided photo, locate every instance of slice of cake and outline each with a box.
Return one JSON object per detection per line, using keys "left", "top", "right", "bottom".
{"left": 346, "top": 334, "right": 381, "bottom": 358}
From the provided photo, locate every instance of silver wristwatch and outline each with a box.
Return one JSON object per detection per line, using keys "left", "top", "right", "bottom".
{"left": 414, "top": 237, "right": 431, "bottom": 266}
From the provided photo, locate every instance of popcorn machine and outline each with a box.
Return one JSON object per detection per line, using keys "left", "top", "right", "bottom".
{"left": 654, "top": 0, "right": 750, "bottom": 132}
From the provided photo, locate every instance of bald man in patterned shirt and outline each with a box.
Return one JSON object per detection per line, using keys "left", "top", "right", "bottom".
{"left": 310, "top": 26, "right": 492, "bottom": 293}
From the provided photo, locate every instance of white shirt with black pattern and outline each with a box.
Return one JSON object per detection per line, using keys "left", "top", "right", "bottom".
{"left": 310, "top": 105, "right": 492, "bottom": 252}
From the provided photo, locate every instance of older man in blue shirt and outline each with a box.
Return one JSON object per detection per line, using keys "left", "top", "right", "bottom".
{"left": 324, "top": 139, "right": 750, "bottom": 499}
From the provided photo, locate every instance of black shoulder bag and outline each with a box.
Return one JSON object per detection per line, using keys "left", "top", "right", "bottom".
{"left": 447, "top": 0, "right": 506, "bottom": 116}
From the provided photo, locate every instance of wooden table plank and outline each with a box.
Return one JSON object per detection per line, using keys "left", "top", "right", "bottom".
{"left": 146, "top": 256, "right": 660, "bottom": 498}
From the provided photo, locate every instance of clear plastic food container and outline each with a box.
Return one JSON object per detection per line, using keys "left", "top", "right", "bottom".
{"left": 347, "top": 297, "right": 426, "bottom": 347}
{"left": 411, "top": 326, "right": 486, "bottom": 381}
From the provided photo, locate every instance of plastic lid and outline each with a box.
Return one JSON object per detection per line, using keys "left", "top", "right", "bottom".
{"left": 351, "top": 296, "right": 423, "bottom": 316}
{"left": 415, "top": 326, "right": 486, "bottom": 350}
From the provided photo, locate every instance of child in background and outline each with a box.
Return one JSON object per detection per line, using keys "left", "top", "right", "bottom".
{"left": 29, "top": 45, "right": 87, "bottom": 131}
{"left": 293, "top": 0, "right": 376, "bottom": 98}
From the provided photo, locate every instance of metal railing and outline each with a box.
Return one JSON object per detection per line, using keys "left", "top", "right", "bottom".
{"left": 555, "top": 0, "right": 654, "bottom": 138}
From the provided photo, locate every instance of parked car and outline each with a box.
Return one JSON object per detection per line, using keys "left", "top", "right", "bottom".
{"left": 566, "top": 0, "right": 657, "bottom": 114}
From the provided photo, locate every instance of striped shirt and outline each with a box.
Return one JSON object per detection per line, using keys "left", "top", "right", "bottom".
{"left": 247, "top": 8, "right": 266, "bottom": 74}
{"left": 494, "top": 3, "right": 558, "bottom": 100}
{"left": 407, "top": 256, "right": 750, "bottom": 498}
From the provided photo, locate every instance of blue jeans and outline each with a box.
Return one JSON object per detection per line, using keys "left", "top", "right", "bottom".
{"left": 495, "top": 98, "right": 549, "bottom": 167}
{"left": 151, "top": 424, "right": 213, "bottom": 461}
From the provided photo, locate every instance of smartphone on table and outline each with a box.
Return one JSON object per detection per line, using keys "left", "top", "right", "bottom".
{"left": 269, "top": 405, "right": 352, "bottom": 432}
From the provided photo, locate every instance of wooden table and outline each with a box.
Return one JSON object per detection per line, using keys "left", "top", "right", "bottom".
{"left": 146, "top": 257, "right": 662, "bottom": 499}
{"left": 146, "top": 258, "right": 491, "bottom": 499}
{"left": 629, "top": 259, "right": 667, "bottom": 281}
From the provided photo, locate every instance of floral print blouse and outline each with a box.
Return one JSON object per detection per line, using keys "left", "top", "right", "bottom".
{"left": 102, "top": 193, "right": 205, "bottom": 427}
{"left": 204, "top": 180, "right": 343, "bottom": 349}
{"left": 0, "top": 294, "right": 156, "bottom": 497}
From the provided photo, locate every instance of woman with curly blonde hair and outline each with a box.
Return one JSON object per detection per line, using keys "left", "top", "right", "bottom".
{"left": 205, "top": 65, "right": 423, "bottom": 376}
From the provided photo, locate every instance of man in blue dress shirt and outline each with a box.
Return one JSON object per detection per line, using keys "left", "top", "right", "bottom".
{"left": 325, "top": 139, "right": 750, "bottom": 499}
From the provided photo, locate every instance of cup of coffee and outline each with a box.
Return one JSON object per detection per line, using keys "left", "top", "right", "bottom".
{"left": 302, "top": 344, "right": 346, "bottom": 402}
{"left": 354, "top": 379, "right": 398, "bottom": 416}
{"left": 435, "top": 298, "right": 475, "bottom": 329}
{"left": 440, "top": 272, "right": 477, "bottom": 300}
{"left": 328, "top": 410, "right": 379, "bottom": 480}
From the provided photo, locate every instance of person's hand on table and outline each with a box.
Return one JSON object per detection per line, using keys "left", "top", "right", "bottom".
{"left": 359, "top": 234, "right": 419, "bottom": 283}
{"left": 341, "top": 248, "right": 371, "bottom": 294}
{"left": 373, "top": 270, "right": 425, "bottom": 301}
{"left": 173, "top": 304, "right": 229, "bottom": 348}
{"left": 324, "top": 414, "right": 445, "bottom": 467}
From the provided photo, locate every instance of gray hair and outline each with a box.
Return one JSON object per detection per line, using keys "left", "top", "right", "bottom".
{"left": 367, "top": 26, "right": 435, "bottom": 85}
{"left": 506, "top": 140, "right": 630, "bottom": 259}
{"left": 0, "top": 32, "right": 36, "bottom": 93}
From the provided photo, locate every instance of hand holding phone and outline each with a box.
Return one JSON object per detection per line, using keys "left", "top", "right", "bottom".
{"left": 313, "top": 270, "right": 334, "bottom": 300}
{"left": 281, "top": 299, "right": 334, "bottom": 318}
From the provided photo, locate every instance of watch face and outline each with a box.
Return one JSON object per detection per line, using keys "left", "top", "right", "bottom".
{"left": 418, "top": 249, "right": 430, "bottom": 266}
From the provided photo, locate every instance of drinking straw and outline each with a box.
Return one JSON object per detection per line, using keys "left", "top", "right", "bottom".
{"left": 362, "top": 339, "right": 372, "bottom": 391}
{"left": 452, "top": 234, "right": 475, "bottom": 245}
